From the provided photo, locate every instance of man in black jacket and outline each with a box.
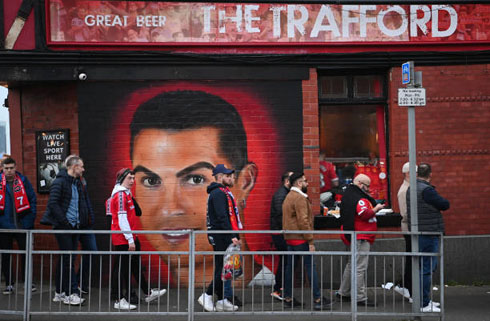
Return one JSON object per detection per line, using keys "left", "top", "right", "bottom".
{"left": 269, "top": 171, "right": 292, "bottom": 301}
{"left": 407, "top": 163, "right": 449, "bottom": 313}
{"left": 198, "top": 164, "right": 241, "bottom": 312}
{"left": 41, "top": 155, "right": 94, "bottom": 306}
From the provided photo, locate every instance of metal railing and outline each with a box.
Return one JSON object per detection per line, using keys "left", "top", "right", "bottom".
{"left": 0, "top": 229, "right": 443, "bottom": 321}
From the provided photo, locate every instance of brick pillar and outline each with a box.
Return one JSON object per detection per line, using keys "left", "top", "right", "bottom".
{"left": 302, "top": 68, "right": 321, "bottom": 214}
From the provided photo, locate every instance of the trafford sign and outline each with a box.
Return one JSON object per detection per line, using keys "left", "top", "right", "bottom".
{"left": 47, "top": 1, "right": 490, "bottom": 45}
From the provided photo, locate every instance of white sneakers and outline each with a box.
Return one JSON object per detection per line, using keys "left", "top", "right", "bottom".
{"left": 63, "top": 293, "right": 85, "bottom": 305}
{"left": 215, "top": 299, "right": 239, "bottom": 312}
{"left": 114, "top": 298, "right": 136, "bottom": 310}
{"left": 198, "top": 293, "right": 216, "bottom": 312}
{"left": 394, "top": 286, "right": 413, "bottom": 303}
{"left": 53, "top": 292, "right": 66, "bottom": 302}
{"left": 421, "top": 300, "right": 441, "bottom": 313}
{"left": 144, "top": 288, "right": 167, "bottom": 303}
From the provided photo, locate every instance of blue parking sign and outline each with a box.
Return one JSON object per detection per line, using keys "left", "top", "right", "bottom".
{"left": 402, "top": 62, "right": 410, "bottom": 85}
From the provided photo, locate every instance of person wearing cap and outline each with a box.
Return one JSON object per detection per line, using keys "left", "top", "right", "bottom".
{"left": 198, "top": 164, "right": 242, "bottom": 312}
{"left": 107, "top": 168, "right": 166, "bottom": 310}
{"left": 41, "top": 155, "right": 93, "bottom": 305}
{"left": 394, "top": 162, "right": 417, "bottom": 302}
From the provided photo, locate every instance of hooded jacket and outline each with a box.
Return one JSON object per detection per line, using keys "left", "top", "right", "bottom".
{"left": 108, "top": 184, "right": 141, "bottom": 246}
{"left": 41, "top": 169, "right": 94, "bottom": 229}
{"left": 206, "top": 181, "right": 239, "bottom": 244}
{"left": 0, "top": 171, "right": 37, "bottom": 229}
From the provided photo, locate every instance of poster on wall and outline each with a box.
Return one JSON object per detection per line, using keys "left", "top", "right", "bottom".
{"left": 36, "top": 129, "right": 70, "bottom": 193}
{"left": 78, "top": 80, "right": 303, "bottom": 286}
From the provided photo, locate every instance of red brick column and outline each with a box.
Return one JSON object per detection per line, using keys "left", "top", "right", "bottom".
{"left": 302, "top": 68, "right": 321, "bottom": 215}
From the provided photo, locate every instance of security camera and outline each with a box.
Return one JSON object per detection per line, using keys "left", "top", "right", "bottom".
{"left": 78, "top": 73, "right": 87, "bottom": 81}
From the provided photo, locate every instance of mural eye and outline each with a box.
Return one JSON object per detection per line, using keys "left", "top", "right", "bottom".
{"left": 142, "top": 176, "right": 161, "bottom": 188}
{"left": 185, "top": 174, "right": 206, "bottom": 185}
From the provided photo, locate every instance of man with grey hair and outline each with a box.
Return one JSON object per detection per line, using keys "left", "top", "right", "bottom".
{"left": 41, "top": 155, "right": 94, "bottom": 305}
{"left": 337, "top": 174, "right": 385, "bottom": 307}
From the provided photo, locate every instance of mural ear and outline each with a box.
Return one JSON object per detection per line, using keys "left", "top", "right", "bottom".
{"left": 235, "top": 162, "right": 258, "bottom": 209}
{"left": 239, "top": 162, "right": 258, "bottom": 193}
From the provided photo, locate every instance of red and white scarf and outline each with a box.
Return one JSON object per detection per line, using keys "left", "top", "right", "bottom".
{"left": 0, "top": 173, "right": 31, "bottom": 213}
{"left": 219, "top": 186, "right": 243, "bottom": 231}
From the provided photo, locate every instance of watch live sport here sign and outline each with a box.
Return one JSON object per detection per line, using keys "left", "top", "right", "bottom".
{"left": 398, "top": 88, "right": 426, "bottom": 106}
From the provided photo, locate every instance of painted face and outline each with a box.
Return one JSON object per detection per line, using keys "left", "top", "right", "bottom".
{"left": 132, "top": 127, "right": 240, "bottom": 275}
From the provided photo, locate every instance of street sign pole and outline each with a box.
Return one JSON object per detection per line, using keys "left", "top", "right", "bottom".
{"left": 399, "top": 61, "right": 423, "bottom": 317}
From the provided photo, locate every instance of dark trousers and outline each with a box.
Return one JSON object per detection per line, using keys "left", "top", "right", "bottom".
{"left": 0, "top": 232, "right": 27, "bottom": 286}
{"left": 77, "top": 233, "right": 97, "bottom": 291}
{"left": 112, "top": 239, "right": 149, "bottom": 300}
{"left": 54, "top": 232, "right": 80, "bottom": 295}
{"left": 271, "top": 234, "right": 287, "bottom": 293}
{"left": 403, "top": 234, "right": 412, "bottom": 295}
{"left": 205, "top": 235, "right": 231, "bottom": 300}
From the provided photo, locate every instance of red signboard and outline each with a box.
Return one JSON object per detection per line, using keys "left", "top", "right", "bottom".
{"left": 47, "top": 1, "right": 490, "bottom": 46}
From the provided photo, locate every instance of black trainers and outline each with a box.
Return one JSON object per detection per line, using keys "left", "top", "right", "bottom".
{"left": 335, "top": 291, "right": 351, "bottom": 302}
{"left": 3, "top": 285, "right": 14, "bottom": 295}
{"left": 314, "top": 297, "right": 332, "bottom": 310}
{"left": 283, "top": 297, "right": 303, "bottom": 308}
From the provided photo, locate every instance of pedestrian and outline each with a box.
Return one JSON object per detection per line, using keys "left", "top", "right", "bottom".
{"left": 394, "top": 162, "right": 416, "bottom": 302}
{"left": 108, "top": 168, "right": 166, "bottom": 310}
{"left": 0, "top": 157, "right": 37, "bottom": 295}
{"left": 337, "top": 174, "right": 385, "bottom": 307}
{"left": 198, "top": 164, "right": 242, "bottom": 312}
{"left": 41, "top": 155, "right": 92, "bottom": 305}
{"left": 407, "top": 163, "right": 449, "bottom": 313}
{"left": 269, "top": 170, "right": 292, "bottom": 301}
{"left": 282, "top": 172, "right": 331, "bottom": 310}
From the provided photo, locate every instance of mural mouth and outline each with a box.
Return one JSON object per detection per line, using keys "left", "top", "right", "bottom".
{"left": 161, "top": 229, "right": 192, "bottom": 244}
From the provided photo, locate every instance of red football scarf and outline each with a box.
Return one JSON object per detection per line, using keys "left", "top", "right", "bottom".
{"left": 219, "top": 187, "right": 243, "bottom": 231}
{"left": 0, "top": 174, "right": 31, "bottom": 213}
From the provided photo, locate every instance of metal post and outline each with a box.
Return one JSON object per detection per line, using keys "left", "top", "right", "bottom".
{"left": 351, "top": 231, "right": 357, "bottom": 321}
{"left": 23, "top": 230, "right": 33, "bottom": 321}
{"left": 440, "top": 233, "right": 445, "bottom": 321}
{"left": 408, "top": 104, "right": 421, "bottom": 316}
{"left": 187, "top": 231, "right": 195, "bottom": 321}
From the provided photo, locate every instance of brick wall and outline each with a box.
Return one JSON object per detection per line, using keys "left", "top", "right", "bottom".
{"left": 388, "top": 64, "right": 490, "bottom": 235}
{"left": 10, "top": 83, "right": 79, "bottom": 249}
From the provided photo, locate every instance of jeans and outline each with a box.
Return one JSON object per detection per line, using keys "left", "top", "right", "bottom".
{"left": 54, "top": 232, "right": 80, "bottom": 295}
{"left": 338, "top": 240, "right": 370, "bottom": 302}
{"left": 0, "top": 232, "right": 27, "bottom": 286}
{"left": 271, "top": 234, "right": 287, "bottom": 293}
{"left": 77, "top": 233, "right": 97, "bottom": 291}
{"left": 419, "top": 235, "right": 439, "bottom": 307}
{"left": 206, "top": 235, "right": 233, "bottom": 300}
{"left": 283, "top": 242, "right": 321, "bottom": 300}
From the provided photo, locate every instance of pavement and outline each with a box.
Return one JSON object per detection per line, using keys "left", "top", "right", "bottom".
{"left": 1, "top": 284, "right": 489, "bottom": 320}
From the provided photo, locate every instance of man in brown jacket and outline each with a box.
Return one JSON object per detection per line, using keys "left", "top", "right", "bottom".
{"left": 282, "top": 172, "right": 331, "bottom": 310}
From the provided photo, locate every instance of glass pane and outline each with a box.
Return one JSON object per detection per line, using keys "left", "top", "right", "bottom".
{"left": 319, "top": 76, "right": 348, "bottom": 98}
{"left": 353, "top": 75, "right": 384, "bottom": 98}
{"left": 320, "top": 105, "right": 379, "bottom": 160}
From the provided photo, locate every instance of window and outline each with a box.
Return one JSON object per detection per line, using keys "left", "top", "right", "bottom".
{"left": 318, "top": 72, "right": 388, "bottom": 201}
